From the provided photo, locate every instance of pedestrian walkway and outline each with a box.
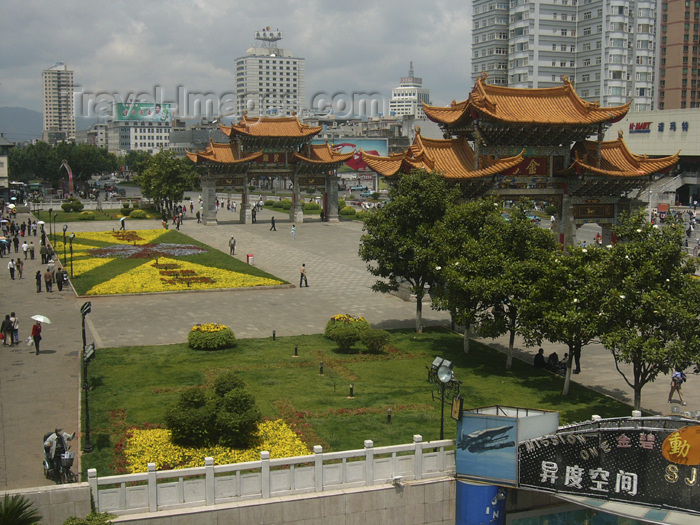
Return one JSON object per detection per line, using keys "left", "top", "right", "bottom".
{"left": 0, "top": 206, "right": 694, "bottom": 490}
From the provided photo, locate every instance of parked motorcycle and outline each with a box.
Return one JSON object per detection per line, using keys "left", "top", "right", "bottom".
{"left": 43, "top": 430, "right": 77, "bottom": 484}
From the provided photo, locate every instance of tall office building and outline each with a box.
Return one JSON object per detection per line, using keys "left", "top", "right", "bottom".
{"left": 658, "top": 0, "right": 700, "bottom": 109}
{"left": 235, "top": 29, "right": 306, "bottom": 117}
{"left": 42, "top": 62, "right": 75, "bottom": 143}
{"left": 471, "top": 0, "right": 656, "bottom": 110}
{"left": 389, "top": 63, "right": 431, "bottom": 118}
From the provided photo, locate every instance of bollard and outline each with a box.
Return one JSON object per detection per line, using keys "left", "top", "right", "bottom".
{"left": 350, "top": 383, "right": 354, "bottom": 397}
{"left": 387, "top": 408, "right": 392, "bottom": 425}
{"left": 320, "top": 362, "right": 324, "bottom": 375}
{"left": 294, "top": 344, "right": 298, "bottom": 356}
{"left": 273, "top": 330, "right": 276, "bottom": 341}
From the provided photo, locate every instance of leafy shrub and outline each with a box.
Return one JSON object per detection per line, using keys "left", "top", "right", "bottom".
{"left": 272, "top": 199, "right": 292, "bottom": 210}
{"left": 324, "top": 314, "right": 371, "bottom": 353}
{"left": 355, "top": 210, "right": 370, "bottom": 221}
{"left": 339, "top": 206, "right": 356, "bottom": 216}
{"left": 165, "top": 373, "right": 261, "bottom": 448}
{"left": 63, "top": 512, "right": 115, "bottom": 525}
{"left": 61, "top": 198, "right": 84, "bottom": 213}
{"left": 545, "top": 205, "right": 557, "bottom": 217}
{"left": 164, "top": 387, "right": 214, "bottom": 446}
{"left": 129, "top": 209, "right": 148, "bottom": 219}
{"left": 371, "top": 192, "right": 380, "bottom": 200}
{"left": 264, "top": 200, "right": 275, "bottom": 208}
{"left": 187, "top": 323, "right": 236, "bottom": 350}
{"left": 338, "top": 198, "right": 346, "bottom": 209}
{"left": 248, "top": 185, "right": 255, "bottom": 191}
{"left": 213, "top": 371, "right": 245, "bottom": 397}
{"left": 360, "top": 329, "right": 390, "bottom": 353}
{"left": 305, "top": 187, "right": 316, "bottom": 194}
{"left": 0, "top": 494, "right": 41, "bottom": 524}
{"left": 303, "top": 202, "right": 320, "bottom": 211}
{"left": 78, "top": 211, "right": 95, "bottom": 221}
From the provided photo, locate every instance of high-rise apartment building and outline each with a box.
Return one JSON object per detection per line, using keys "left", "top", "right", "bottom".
{"left": 472, "top": 0, "right": 656, "bottom": 111}
{"left": 42, "top": 62, "right": 75, "bottom": 143}
{"left": 658, "top": 0, "right": 700, "bottom": 109}
{"left": 235, "top": 29, "right": 305, "bottom": 117}
{"left": 389, "top": 63, "right": 431, "bottom": 118}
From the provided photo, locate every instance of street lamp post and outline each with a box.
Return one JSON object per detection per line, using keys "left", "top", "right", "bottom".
{"left": 80, "top": 301, "right": 93, "bottom": 453}
{"left": 62, "top": 225, "right": 67, "bottom": 263}
{"left": 69, "top": 233, "right": 75, "bottom": 278}
{"left": 48, "top": 208, "right": 53, "bottom": 240}
{"left": 427, "top": 357, "right": 461, "bottom": 440}
{"left": 52, "top": 213, "right": 58, "bottom": 246}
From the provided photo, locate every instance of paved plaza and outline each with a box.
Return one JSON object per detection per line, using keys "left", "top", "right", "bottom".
{"left": 0, "top": 205, "right": 696, "bottom": 490}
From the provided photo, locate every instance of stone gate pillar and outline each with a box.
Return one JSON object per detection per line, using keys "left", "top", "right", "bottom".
{"left": 201, "top": 174, "right": 218, "bottom": 225}
{"left": 560, "top": 194, "right": 576, "bottom": 247}
{"left": 240, "top": 178, "right": 252, "bottom": 224}
{"left": 290, "top": 173, "right": 304, "bottom": 223}
{"left": 601, "top": 224, "right": 614, "bottom": 246}
{"left": 325, "top": 173, "right": 339, "bottom": 222}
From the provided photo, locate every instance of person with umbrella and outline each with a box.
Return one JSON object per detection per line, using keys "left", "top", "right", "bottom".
{"left": 119, "top": 217, "right": 126, "bottom": 231}
{"left": 31, "top": 316, "right": 49, "bottom": 355}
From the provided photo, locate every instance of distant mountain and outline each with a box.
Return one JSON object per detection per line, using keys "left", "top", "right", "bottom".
{"left": 0, "top": 107, "right": 42, "bottom": 142}
{"left": 0, "top": 107, "right": 97, "bottom": 143}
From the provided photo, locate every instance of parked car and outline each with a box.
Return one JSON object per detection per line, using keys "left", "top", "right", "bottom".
{"left": 359, "top": 191, "right": 375, "bottom": 198}
{"left": 350, "top": 185, "right": 368, "bottom": 192}
{"left": 526, "top": 212, "right": 541, "bottom": 224}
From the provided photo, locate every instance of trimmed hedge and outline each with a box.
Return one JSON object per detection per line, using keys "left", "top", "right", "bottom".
{"left": 187, "top": 323, "right": 236, "bottom": 350}
{"left": 324, "top": 314, "right": 371, "bottom": 353}
{"left": 129, "top": 209, "right": 148, "bottom": 219}
{"left": 339, "top": 206, "right": 356, "bottom": 216}
{"left": 303, "top": 202, "right": 320, "bottom": 211}
{"left": 61, "top": 198, "right": 84, "bottom": 213}
{"left": 78, "top": 211, "right": 96, "bottom": 221}
{"left": 360, "top": 329, "right": 390, "bottom": 353}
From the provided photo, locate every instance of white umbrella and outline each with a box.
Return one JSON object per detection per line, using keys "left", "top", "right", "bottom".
{"left": 7, "top": 204, "right": 15, "bottom": 209}
{"left": 31, "top": 315, "right": 51, "bottom": 324}
{"left": 36, "top": 220, "right": 45, "bottom": 225}
{"left": 10, "top": 196, "right": 17, "bottom": 200}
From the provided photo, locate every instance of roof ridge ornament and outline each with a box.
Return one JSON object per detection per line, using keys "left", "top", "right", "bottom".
{"left": 618, "top": 130, "right": 624, "bottom": 139}
{"left": 415, "top": 126, "right": 421, "bottom": 135}
{"left": 561, "top": 75, "right": 570, "bottom": 85}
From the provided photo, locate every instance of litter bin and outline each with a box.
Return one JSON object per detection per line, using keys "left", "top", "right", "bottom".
{"left": 247, "top": 254, "right": 254, "bottom": 265}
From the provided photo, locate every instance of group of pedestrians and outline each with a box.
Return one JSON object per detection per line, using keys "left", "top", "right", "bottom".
{"left": 1, "top": 312, "right": 42, "bottom": 354}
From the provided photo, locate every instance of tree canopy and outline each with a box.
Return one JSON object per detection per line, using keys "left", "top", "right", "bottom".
{"left": 135, "top": 151, "right": 199, "bottom": 212}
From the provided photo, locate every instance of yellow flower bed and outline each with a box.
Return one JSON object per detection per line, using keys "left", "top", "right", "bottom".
{"left": 192, "top": 323, "right": 228, "bottom": 333}
{"left": 86, "top": 257, "right": 282, "bottom": 295}
{"left": 330, "top": 314, "right": 368, "bottom": 323}
{"left": 76, "top": 229, "right": 167, "bottom": 245}
{"left": 59, "top": 242, "right": 100, "bottom": 256}
{"left": 125, "top": 420, "right": 310, "bottom": 473}
{"left": 69, "top": 257, "right": 116, "bottom": 276}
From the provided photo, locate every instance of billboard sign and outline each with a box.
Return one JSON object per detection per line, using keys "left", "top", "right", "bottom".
{"left": 456, "top": 414, "right": 518, "bottom": 485}
{"left": 518, "top": 424, "right": 700, "bottom": 514}
{"left": 311, "top": 138, "right": 387, "bottom": 172}
{"left": 115, "top": 102, "right": 172, "bottom": 123}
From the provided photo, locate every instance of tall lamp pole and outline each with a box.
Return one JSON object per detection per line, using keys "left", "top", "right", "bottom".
{"left": 62, "top": 225, "right": 67, "bottom": 263}
{"left": 48, "top": 208, "right": 53, "bottom": 240}
{"left": 69, "top": 233, "right": 75, "bottom": 278}
{"left": 80, "top": 301, "right": 93, "bottom": 453}
{"left": 52, "top": 213, "right": 58, "bottom": 246}
{"left": 427, "top": 357, "right": 461, "bottom": 440}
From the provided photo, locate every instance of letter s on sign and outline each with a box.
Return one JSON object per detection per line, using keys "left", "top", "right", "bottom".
{"left": 666, "top": 464, "right": 679, "bottom": 483}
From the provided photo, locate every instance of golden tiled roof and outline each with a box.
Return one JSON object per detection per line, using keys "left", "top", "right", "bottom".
{"left": 569, "top": 131, "right": 680, "bottom": 177}
{"left": 294, "top": 142, "right": 355, "bottom": 164}
{"left": 423, "top": 74, "right": 630, "bottom": 126}
{"left": 185, "top": 139, "right": 263, "bottom": 164}
{"left": 221, "top": 116, "right": 323, "bottom": 138}
{"left": 362, "top": 130, "right": 523, "bottom": 179}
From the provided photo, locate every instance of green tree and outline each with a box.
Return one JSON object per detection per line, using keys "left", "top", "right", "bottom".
{"left": 358, "top": 170, "right": 460, "bottom": 333}
{"left": 598, "top": 212, "right": 700, "bottom": 410}
{"left": 0, "top": 494, "right": 41, "bottom": 525}
{"left": 430, "top": 198, "right": 505, "bottom": 353}
{"left": 136, "top": 151, "right": 198, "bottom": 213}
{"left": 475, "top": 205, "right": 558, "bottom": 369}
{"left": 519, "top": 245, "right": 607, "bottom": 395}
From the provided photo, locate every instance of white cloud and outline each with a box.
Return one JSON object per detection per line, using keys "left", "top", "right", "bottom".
{"left": 0, "top": 0, "right": 471, "bottom": 115}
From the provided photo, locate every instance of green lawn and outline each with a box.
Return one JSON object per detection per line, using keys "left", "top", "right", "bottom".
{"left": 81, "top": 327, "right": 636, "bottom": 478}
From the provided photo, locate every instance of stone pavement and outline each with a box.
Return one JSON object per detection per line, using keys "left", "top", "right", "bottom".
{"left": 0, "top": 206, "right": 694, "bottom": 490}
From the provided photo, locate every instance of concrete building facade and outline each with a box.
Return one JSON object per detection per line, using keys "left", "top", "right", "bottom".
{"left": 471, "top": 0, "right": 656, "bottom": 110}
{"left": 106, "top": 120, "right": 171, "bottom": 155}
{"left": 658, "top": 0, "right": 700, "bottom": 109}
{"left": 388, "top": 62, "right": 431, "bottom": 118}
{"left": 235, "top": 29, "right": 305, "bottom": 117}
{"left": 41, "top": 62, "right": 75, "bottom": 143}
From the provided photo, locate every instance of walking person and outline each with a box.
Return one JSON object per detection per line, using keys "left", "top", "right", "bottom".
{"left": 12, "top": 235, "right": 19, "bottom": 254}
{"left": 10, "top": 312, "right": 18, "bottom": 345}
{"left": 21, "top": 241, "right": 28, "bottom": 259}
{"left": 668, "top": 367, "right": 688, "bottom": 405}
{"left": 291, "top": 224, "right": 296, "bottom": 240}
{"left": 1, "top": 315, "right": 12, "bottom": 346}
{"left": 7, "top": 258, "right": 15, "bottom": 280}
{"left": 16, "top": 258, "right": 23, "bottom": 279}
{"left": 119, "top": 217, "right": 126, "bottom": 231}
{"left": 229, "top": 235, "right": 236, "bottom": 255}
{"left": 40, "top": 244, "right": 48, "bottom": 264}
{"left": 31, "top": 320, "right": 42, "bottom": 355}
{"left": 299, "top": 263, "right": 309, "bottom": 287}
{"left": 270, "top": 216, "right": 276, "bottom": 231}
{"left": 35, "top": 270, "right": 42, "bottom": 293}
{"left": 29, "top": 241, "right": 35, "bottom": 260}
{"left": 44, "top": 268, "right": 53, "bottom": 292}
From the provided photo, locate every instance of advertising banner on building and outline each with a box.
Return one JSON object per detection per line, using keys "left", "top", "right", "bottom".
{"left": 457, "top": 415, "right": 518, "bottom": 486}
{"left": 518, "top": 425, "right": 700, "bottom": 514}
{"left": 311, "top": 138, "right": 387, "bottom": 172}
{"left": 115, "top": 102, "right": 172, "bottom": 123}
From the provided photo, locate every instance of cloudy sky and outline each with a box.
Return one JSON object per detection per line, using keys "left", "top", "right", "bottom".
{"left": 1, "top": 0, "right": 472, "bottom": 120}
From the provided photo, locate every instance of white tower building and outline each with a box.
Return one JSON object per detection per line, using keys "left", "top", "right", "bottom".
{"left": 389, "top": 62, "right": 431, "bottom": 118}
{"left": 471, "top": 0, "right": 656, "bottom": 111}
{"left": 42, "top": 62, "right": 75, "bottom": 143}
{"left": 235, "top": 28, "right": 306, "bottom": 117}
